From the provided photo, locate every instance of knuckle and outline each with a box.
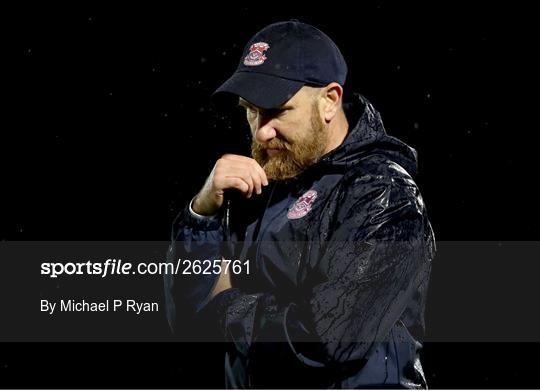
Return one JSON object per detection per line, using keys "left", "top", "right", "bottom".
{"left": 214, "top": 160, "right": 224, "bottom": 171}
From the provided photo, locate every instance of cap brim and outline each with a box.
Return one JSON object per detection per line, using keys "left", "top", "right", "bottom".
{"left": 212, "top": 71, "right": 304, "bottom": 110}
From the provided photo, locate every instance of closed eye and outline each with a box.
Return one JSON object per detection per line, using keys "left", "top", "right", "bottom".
{"left": 238, "top": 100, "right": 292, "bottom": 118}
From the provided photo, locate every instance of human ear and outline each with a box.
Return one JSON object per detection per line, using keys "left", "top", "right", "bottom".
{"left": 322, "top": 83, "right": 343, "bottom": 122}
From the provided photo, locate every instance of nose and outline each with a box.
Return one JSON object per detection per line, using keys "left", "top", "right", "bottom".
{"left": 254, "top": 115, "right": 277, "bottom": 143}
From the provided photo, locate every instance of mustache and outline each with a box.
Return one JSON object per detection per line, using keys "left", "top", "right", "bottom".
{"left": 253, "top": 138, "right": 292, "bottom": 151}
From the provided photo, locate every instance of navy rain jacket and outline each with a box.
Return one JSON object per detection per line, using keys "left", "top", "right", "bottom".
{"left": 164, "top": 94, "right": 436, "bottom": 389}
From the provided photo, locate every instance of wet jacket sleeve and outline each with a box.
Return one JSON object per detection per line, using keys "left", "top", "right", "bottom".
{"left": 163, "top": 197, "right": 224, "bottom": 335}
{"left": 200, "top": 173, "right": 433, "bottom": 369}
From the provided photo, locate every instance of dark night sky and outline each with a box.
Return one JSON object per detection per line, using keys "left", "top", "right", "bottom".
{"left": 3, "top": 2, "right": 537, "bottom": 241}
{"left": 1, "top": 2, "right": 539, "bottom": 388}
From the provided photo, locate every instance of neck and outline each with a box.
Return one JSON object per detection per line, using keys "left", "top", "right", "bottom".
{"left": 323, "top": 111, "right": 349, "bottom": 154}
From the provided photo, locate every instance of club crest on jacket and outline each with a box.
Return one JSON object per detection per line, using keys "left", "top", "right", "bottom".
{"left": 287, "top": 189, "right": 318, "bottom": 220}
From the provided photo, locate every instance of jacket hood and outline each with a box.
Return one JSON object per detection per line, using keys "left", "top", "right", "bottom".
{"left": 316, "top": 93, "right": 419, "bottom": 176}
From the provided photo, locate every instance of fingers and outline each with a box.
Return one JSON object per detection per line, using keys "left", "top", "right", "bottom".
{"left": 215, "top": 166, "right": 256, "bottom": 198}
{"left": 216, "top": 154, "right": 269, "bottom": 198}
{"left": 195, "top": 154, "right": 269, "bottom": 214}
{"left": 220, "top": 177, "right": 250, "bottom": 195}
{"left": 222, "top": 154, "right": 268, "bottom": 186}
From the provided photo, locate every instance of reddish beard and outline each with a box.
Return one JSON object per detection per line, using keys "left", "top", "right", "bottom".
{"left": 251, "top": 103, "right": 328, "bottom": 181}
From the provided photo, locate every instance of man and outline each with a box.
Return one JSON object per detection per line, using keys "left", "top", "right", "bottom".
{"left": 164, "top": 20, "right": 435, "bottom": 389}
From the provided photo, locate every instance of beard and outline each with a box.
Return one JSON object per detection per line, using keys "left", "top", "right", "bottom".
{"left": 251, "top": 103, "right": 328, "bottom": 181}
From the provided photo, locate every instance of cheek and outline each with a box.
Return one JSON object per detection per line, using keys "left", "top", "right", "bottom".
{"left": 281, "top": 120, "right": 306, "bottom": 143}
{"left": 275, "top": 118, "right": 301, "bottom": 141}
{"left": 275, "top": 129, "right": 294, "bottom": 145}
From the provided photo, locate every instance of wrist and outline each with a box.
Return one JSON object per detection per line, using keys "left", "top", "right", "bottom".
{"left": 192, "top": 195, "right": 218, "bottom": 216}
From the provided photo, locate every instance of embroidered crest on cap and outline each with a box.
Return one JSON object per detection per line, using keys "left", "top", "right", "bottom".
{"left": 287, "top": 190, "right": 318, "bottom": 220}
{"left": 244, "top": 42, "right": 270, "bottom": 66}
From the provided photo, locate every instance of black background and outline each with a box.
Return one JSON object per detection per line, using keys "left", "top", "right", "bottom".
{"left": 1, "top": 2, "right": 539, "bottom": 388}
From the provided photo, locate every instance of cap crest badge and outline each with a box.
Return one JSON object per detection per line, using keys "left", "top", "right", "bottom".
{"left": 244, "top": 42, "right": 270, "bottom": 66}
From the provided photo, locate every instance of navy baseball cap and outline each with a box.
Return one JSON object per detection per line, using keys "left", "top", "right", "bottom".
{"left": 212, "top": 20, "right": 347, "bottom": 110}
